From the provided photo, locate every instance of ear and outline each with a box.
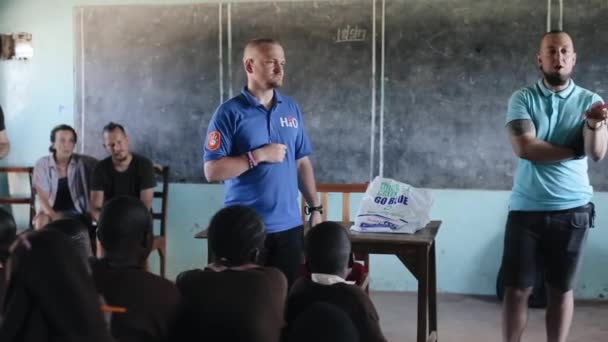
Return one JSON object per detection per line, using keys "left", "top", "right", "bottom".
{"left": 536, "top": 53, "right": 542, "bottom": 69}
{"left": 572, "top": 52, "right": 577, "bottom": 66}
{"left": 244, "top": 58, "right": 254, "bottom": 74}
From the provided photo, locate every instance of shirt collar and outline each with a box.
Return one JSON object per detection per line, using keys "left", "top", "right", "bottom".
{"left": 240, "top": 86, "right": 283, "bottom": 107}
{"left": 537, "top": 78, "right": 575, "bottom": 99}
{"left": 311, "top": 273, "right": 355, "bottom": 286}
{"left": 48, "top": 154, "right": 76, "bottom": 169}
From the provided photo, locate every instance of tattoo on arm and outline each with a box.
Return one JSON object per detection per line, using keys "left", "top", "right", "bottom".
{"left": 508, "top": 119, "right": 534, "bottom": 137}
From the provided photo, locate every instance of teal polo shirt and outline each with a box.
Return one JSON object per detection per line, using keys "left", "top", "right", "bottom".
{"left": 506, "top": 79, "right": 603, "bottom": 211}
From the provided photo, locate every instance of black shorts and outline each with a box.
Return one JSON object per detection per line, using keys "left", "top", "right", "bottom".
{"left": 500, "top": 203, "right": 595, "bottom": 292}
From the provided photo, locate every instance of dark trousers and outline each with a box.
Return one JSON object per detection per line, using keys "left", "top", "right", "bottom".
{"left": 263, "top": 225, "right": 304, "bottom": 288}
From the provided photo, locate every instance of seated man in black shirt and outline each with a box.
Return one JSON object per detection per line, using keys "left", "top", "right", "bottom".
{"left": 286, "top": 222, "right": 387, "bottom": 342}
{"left": 0, "top": 105, "right": 11, "bottom": 158}
{"left": 90, "top": 122, "right": 156, "bottom": 221}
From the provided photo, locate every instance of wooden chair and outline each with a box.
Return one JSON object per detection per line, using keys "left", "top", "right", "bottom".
{"left": 151, "top": 165, "right": 169, "bottom": 278}
{"left": 301, "top": 183, "right": 370, "bottom": 291}
{"left": 0, "top": 167, "right": 35, "bottom": 229}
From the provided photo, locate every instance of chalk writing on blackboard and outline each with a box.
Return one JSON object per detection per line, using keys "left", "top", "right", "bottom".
{"left": 335, "top": 25, "right": 367, "bottom": 43}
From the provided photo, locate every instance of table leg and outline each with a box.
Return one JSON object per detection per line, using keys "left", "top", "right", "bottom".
{"left": 417, "top": 246, "right": 429, "bottom": 342}
{"left": 429, "top": 242, "right": 438, "bottom": 340}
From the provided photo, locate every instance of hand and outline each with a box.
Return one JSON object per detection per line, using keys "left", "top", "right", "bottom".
{"left": 584, "top": 102, "right": 608, "bottom": 124}
{"left": 308, "top": 211, "right": 322, "bottom": 228}
{"left": 49, "top": 211, "right": 63, "bottom": 221}
{"left": 254, "top": 143, "right": 287, "bottom": 163}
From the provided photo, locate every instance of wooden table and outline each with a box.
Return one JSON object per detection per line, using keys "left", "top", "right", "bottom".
{"left": 195, "top": 220, "right": 441, "bottom": 342}
{"left": 349, "top": 220, "right": 441, "bottom": 342}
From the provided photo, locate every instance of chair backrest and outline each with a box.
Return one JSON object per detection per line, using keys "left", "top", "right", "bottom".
{"left": 301, "top": 183, "right": 369, "bottom": 224}
{"left": 152, "top": 164, "right": 169, "bottom": 238}
{"left": 150, "top": 164, "right": 169, "bottom": 278}
{"left": 0, "top": 167, "right": 35, "bottom": 229}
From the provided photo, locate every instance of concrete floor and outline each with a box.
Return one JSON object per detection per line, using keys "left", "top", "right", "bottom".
{"left": 371, "top": 292, "right": 608, "bottom": 342}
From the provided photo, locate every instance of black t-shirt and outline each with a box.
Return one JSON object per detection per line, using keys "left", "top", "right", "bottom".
{"left": 53, "top": 177, "right": 76, "bottom": 212}
{"left": 90, "top": 153, "right": 156, "bottom": 202}
{"left": 0, "top": 106, "right": 5, "bottom": 131}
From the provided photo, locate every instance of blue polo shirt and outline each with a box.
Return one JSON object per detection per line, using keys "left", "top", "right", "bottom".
{"left": 203, "top": 87, "right": 312, "bottom": 233}
{"left": 506, "top": 79, "right": 602, "bottom": 211}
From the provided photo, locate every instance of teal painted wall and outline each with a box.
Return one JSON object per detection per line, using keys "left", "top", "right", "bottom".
{"left": 1, "top": 0, "right": 607, "bottom": 299}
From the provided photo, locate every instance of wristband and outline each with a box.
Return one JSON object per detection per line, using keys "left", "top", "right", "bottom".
{"left": 586, "top": 120, "right": 605, "bottom": 131}
{"left": 305, "top": 204, "right": 324, "bottom": 215}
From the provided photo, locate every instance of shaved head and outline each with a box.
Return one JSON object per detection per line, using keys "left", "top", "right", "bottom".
{"left": 539, "top": 30, "right": 574, "bottom": 52}
{"left": 243, "top": 38, "right": 281, "bottom": 61}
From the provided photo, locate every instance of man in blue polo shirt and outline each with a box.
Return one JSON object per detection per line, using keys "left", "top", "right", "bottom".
{"left": 501, "top": 30, "right": 607, "bottom": 342}
{"left": 203, "top": 38, "right": 322, "bottom": 287}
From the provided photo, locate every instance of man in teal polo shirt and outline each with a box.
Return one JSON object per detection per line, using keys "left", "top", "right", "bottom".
{"left": 501, "top": 30, "right": 608, "bottom": 342}
{"left": 203, "top": 38, "right": 322, "bottom": 287}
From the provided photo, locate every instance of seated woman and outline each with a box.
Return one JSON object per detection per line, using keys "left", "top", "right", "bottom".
{"left": 0, "top": 229, "right": 114, "bottom": 342}
{"left": 175, "top": 205, "right": 287, "bottom": 342}
{"left": 33, "top": 124, "right": 96, "bottom": 230}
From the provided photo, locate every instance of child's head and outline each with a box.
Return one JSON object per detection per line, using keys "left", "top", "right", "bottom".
{"left": 305, "top": 221, "right": 351, "bottom": 278}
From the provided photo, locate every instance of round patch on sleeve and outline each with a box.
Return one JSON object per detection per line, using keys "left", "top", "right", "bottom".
{"left": 207, "top": 131, "right": 221, "bottom": 151}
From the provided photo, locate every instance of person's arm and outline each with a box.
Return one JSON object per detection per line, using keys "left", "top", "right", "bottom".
{"left": 507, "top": 119, "right": 575, "bottom": 163}
{"left": 204, "top": 143, "right": 287, "bottom": 182}
{"left": 35, "top": 186, "right": 61, "bottom": 220}
{"left": 297, "top": 156, "right": 322, "bottom": 226}
{"left": 203, "top": 154, "right": 251, "bottom": 182}
{"left": 32, "top": 160, "right": 58, "bottom": 219}
{"left": 88, "top": 162, "right": 105, "bottom": 221}
{"left": 0, "top": 107, "right": 8, "bottom": 159}
{"left": 138, "top": 158, "right": 157, "bottom": 210}
{"left": 89, "top": 190, "right": 104, "bottom": 222}
{"left": 0, "top": 130, "right": 10, "bottom": 159}
{"left": 140, "top": 188, "right": 154, "bottom": 210}
{"left": 583, "top": 103, "right": 608, "bottom": 162}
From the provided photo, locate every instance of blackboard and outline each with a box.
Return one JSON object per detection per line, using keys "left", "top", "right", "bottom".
{"left": 383, "top": 0, "right": 545, "bottom": 189}
{"left": 383, "top": 0, "right": 608, "bottom": 190}
{"left": 75, "top": 0, "right": 608, "bottom": 189}
{"left": 75, "top": 1, "right": 373, "bottom": 184}
{"left": 75, "top": 4, "right": 221, "bottom": 182}
{"left": 228, "top": 0, "right": 374, "bottom": 183}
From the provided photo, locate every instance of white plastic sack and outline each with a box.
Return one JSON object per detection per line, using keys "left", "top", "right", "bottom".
{"left": 351, "top": 177, "right": 433, "bottom": 234}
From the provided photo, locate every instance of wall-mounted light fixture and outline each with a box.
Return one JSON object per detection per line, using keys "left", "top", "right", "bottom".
{"left": 0, "top": 32, "right": 33, "bottom": 60}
